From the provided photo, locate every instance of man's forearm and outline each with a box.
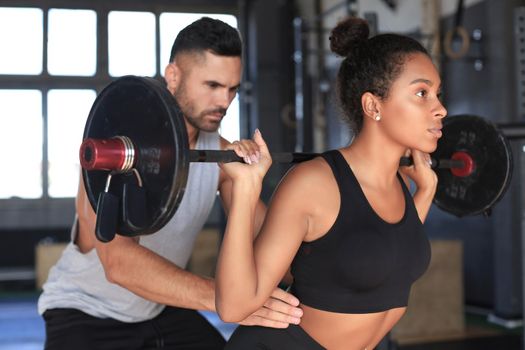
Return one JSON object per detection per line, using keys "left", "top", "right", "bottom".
{"left": 104, "top": 241, "right": 216, "bottom": 311}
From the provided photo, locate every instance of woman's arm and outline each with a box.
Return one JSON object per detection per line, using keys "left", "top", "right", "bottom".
{"left": 217, "top": 134, "right": 304, "bottom": 327}
{"left": 215, "top": 132, "right": 313, "bottom": 323}
{"left": 399, "top": 149, "right": 438, "bottom": 223}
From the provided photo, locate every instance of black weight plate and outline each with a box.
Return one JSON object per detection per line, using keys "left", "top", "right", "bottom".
{"left": 432, "top": 114, "right": 513, "bottom": 216}
{"left": 82, "top": 76, "right": 189, "bottom": 236}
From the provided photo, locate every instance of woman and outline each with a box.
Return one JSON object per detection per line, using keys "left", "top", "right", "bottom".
{"left": 216, "top": 17, "right": 447, "bottom": 350}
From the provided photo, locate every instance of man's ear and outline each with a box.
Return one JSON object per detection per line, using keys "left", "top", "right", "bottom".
{"left": 361, "top": 92, "right": 381, "bottom": 121}
{"left": 164, "top": 62, "right": 180, "bottom": 93}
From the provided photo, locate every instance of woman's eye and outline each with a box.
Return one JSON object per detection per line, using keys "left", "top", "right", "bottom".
{"left": 416, "top": 90, "right": 427, "bottom": 98}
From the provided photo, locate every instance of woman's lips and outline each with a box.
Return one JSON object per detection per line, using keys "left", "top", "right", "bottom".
{"left": 428, "top": 128, "right": 442, "bottom": 138}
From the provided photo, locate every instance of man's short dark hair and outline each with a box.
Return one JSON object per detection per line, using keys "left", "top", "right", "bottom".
{"left": 169, "top": 17, "right": 242, "bottom": 62}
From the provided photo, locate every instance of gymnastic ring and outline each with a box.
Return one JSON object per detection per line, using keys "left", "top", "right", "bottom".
{"left": 280, "top": 102, "right": 296, "bottom": 129}
{"left": 443, "top": 26, "right": 470, "bottom": 60}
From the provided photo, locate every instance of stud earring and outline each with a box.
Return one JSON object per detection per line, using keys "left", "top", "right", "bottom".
{"left": 374, "top": 114, "right": 381, "bottom": 121}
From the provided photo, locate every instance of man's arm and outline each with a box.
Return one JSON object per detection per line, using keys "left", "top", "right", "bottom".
{"left": 76, "top": 178, "right": 216, "bottom": 311}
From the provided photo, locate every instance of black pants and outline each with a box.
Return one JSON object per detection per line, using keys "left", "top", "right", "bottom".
{"left": 225, "top": 324, "right": 325, "bottom": 350}
{"left": 43, "top": 306, "right": 225, "bottom": 350}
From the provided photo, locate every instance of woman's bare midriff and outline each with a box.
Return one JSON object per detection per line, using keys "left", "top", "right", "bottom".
{"left": 298, "top": 304, "right": 406, "bottom": 350}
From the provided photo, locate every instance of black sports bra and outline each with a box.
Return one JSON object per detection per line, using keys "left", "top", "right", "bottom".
{"left": 290, "top": 150, "right": 431, "bottom": 313}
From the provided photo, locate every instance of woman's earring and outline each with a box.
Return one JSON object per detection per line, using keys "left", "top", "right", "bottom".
{"left": 375, "top": 114, "right": 381, "bottom": 121}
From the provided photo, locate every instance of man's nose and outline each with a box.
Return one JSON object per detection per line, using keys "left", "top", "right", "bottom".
{"left": 216, "top": 89, "right": 232, "bottom": 109}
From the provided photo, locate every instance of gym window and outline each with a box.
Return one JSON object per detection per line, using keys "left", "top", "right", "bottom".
{"left": 0, "top": 2, "right": 238, "bottom": 229}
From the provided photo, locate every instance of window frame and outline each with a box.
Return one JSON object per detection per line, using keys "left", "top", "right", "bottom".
{"left": 0, "top": 0, "right": 238, "bottom": 229}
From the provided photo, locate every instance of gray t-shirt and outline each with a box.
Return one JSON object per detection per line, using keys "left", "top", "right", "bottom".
{"left": 38, "top": 131, "right": 221, "bottom": 322}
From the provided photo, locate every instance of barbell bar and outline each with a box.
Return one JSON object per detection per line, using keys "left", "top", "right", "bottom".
{"left": 81, "top": 139, "right": 469, "bottom": 173}
{"left": 79, "top": 76, "right": 513, "bottom": 242}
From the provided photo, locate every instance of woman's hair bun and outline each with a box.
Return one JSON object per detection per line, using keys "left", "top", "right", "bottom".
{"left": 329, "top": 17, "right": 369, "bottom": 56}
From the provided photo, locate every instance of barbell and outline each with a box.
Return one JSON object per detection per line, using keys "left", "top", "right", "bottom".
{"left": 80, "top": 75, "right": 513, "bottom": 242}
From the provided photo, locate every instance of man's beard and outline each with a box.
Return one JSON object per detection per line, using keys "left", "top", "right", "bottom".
{"left": 173, "top": 83, "right": 227, "bottom": 132}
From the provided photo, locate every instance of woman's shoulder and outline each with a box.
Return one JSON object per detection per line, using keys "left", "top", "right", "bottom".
{"left": 274, "top": 153, "right": 335, "bottom": 196}
{"left": 268, "top": 153, "right": 340, "bottom": 225}
{"left": 289, "top": 152, "right": 331, "bottom": 175}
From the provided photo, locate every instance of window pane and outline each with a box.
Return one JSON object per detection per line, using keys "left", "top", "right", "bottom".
{"left": 219, "top": 96, "right": 240, "bottom": 142}
{"left": 48, "top": 9, "right": 97, "bottom": 76}
{"left": 48, "top": 89, "right": 96, "bottom": 198}
{"left": 160, "top": 13, "right": 239, "bottom": 141}
{"left": 108, "top": 11, "right": 156, "bottom": 77}
{"left": 0, "top": 8, "right": 43, "bottom": 75}
{"left": 0, "top": 90, "right": 42, "bottom": 198}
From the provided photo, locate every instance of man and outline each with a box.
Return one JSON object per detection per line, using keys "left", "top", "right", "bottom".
{"left": 38, "top": 17, "right": 302, "bottom": 349}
